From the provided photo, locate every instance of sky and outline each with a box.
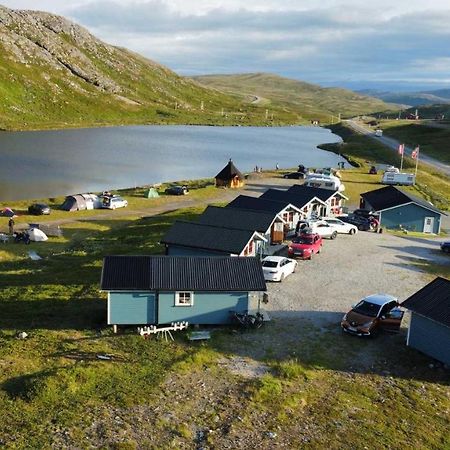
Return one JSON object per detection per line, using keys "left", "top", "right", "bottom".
{"left": 3, "top": 0, "right": 450, "bottom": 91}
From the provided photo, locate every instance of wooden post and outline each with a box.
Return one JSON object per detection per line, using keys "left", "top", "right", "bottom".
{"left": 113, "top": 324, "right": 118, "bottom": 334}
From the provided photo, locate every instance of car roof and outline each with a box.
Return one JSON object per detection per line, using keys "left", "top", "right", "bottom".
{"left": 361, "top": 294, "right": 398, "bottom": 306}
{"left": 262, "top": 256, "right": 286, "bottom": 262}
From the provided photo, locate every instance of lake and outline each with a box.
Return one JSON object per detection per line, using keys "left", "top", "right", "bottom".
{"left": 0, "top": 125, "right": 343, "bottom": 201}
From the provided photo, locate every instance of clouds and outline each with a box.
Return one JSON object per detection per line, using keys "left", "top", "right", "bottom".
{"left": 3, "top": 0, "right": 450, "bottom": 89}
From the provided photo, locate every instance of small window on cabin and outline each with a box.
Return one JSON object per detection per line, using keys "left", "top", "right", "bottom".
{"left": 175, "top": 291, "right": 194, "bottom": 307}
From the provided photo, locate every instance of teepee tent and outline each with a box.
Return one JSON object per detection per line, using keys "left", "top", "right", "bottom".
{"left": 215, "top": 159, "right": 244, "bottom": 188}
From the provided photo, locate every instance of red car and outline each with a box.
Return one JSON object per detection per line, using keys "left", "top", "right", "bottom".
{"left": 288, "top": 233, "right": 322, "bottom": 260}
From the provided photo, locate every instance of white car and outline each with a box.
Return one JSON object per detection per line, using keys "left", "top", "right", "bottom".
{"left": 261, "top": 256, "right": 297, "bottom": 282}
{"left": 102, "top": 195, "right": 128, "bottom": 210}
{"left": 297, "top": 219, "right": 338, "bottom": 239}
{"left": 322, "top": 217, "right": 358, "bottom": 235}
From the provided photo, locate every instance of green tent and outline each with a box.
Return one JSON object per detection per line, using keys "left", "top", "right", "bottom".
{"left": 144, "top": 188, "right": 160, "bottom": 198}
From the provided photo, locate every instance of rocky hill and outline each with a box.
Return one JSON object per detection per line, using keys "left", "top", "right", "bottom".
{"left": 0, "top": 5, "right": 284, "bottom": 130}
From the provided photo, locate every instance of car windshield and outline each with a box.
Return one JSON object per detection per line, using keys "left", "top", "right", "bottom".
{"left": 262, "top": 261, "right": 278, "bottom": 268}
{"left": 353, "top": 300, "right": 381, "bottom": 317}
{"left": 292, "top": 237, "right": 313, "bottom": 244}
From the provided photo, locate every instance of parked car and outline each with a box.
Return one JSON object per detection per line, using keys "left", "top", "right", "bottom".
{"left": 102, "top": 195, "right": 128, "bottom": 210}
{"left": 28, "top": 203, "right": 51, "bottom": 215}
{"left": 296, "top": 219, "right": 338, "bottom": 239}
{"left": 341, "top": 294, "right": 404, "bottom": 337}
{"left": 322, "top": 217, "right": 357, "bottom": 235}
{"left": 339, "top": 214, "right": 372, "bottom": 231}
{"left": 165, "top": 185, "right": 189, "bottom": 195}
{"left": 440, "top": 242, "right": 450, "bottom": 254}
{"left": 261, "top": 256, "right": 297, "bottom": 282}
{"left": 288, "top": 233, "right": 322, "bottom": 260}
{"left": 352, "top": 208, "right": 376, "bottom": 219}
{"left": 283, "top": 172, "right": 305, "bottom": 179}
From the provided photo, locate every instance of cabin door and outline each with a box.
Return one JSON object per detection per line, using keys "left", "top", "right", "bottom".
{"left": 423, "top": 217, "right": 434, "bottom": 233}
{"left": 271, "top": 222, "right": 284, "bottom": 244}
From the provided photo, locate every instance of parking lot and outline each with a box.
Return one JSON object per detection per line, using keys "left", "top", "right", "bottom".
{"left": 263, "top": 230, "right": 449, "bottom": 324}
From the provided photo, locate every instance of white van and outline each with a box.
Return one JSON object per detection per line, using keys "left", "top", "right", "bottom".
{"left": 381, "top": 172, "right": 415, "bottom": 186}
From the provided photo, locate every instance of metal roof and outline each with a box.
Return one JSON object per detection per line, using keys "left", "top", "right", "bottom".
{"left": 227, "top": 195, "right": 301, "bottom": 214}
{"left": 361, "top": 186, "right": 443, "bottom": 215}
{"left": 287, "top": 184, "right": 348, "bottom": 202}
{"left": 161, "top": 220, "right": 265, "bottom": 254}
{"left": 261, "top": 188, "right": 327, "bottom": 209}
{"left": 199, "top": 206, "right": 277, "bottom": 232}
{"left": 101, "top": 255, "right": 267, "bottom": 292}
{"left": 401, "top": 277, "right": 450, "bottom": 328}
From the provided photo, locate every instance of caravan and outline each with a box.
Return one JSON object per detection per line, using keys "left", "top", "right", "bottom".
{"left": 381, "top": 172, "right": 415, "bottom": 186}
{"left": 304, "top": 173, "right": 345, "bottom": 192}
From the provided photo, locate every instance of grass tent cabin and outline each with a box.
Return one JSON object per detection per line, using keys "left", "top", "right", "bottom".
{"left": 215, "top": 159, "right": 244, "bottom": 188}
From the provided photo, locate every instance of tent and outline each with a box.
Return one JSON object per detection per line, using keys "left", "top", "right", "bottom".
{"left": 144, "top": 188, "right": 160, "bottom": 198}
{"left": 1, "top": 207, "right": 16, "bottom": 217}
{"left": 215, "top": 159, "right": 244, "bottom": 188}
{"left": 60, "top": 194, "right": 101, "bottom": 211}
{"left": 28, "top": 228, "right": 48, "bottom": 242}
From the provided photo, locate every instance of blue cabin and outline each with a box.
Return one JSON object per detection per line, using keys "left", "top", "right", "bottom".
{"left": 361, "top": 186, "right": 444, "bottom": 233}
{"left": 402, "top": 277, "right": 450, "bottom": 365}
{"left": 101, "top": 255, "right": 267, "bottom": 327}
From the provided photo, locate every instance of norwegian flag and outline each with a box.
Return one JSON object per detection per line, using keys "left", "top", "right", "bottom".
{"left": 411, "top": 146, "right": 420, "bottom": 159}
{"left": 398, "top": 144, "right": 405, "bottom": 155}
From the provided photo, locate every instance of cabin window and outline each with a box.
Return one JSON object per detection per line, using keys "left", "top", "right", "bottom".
{"left": 175, "top": 291, "right": 194, "bottom": 307}
{"left": 248, "top": 240, "right": 254, "bottom": 254}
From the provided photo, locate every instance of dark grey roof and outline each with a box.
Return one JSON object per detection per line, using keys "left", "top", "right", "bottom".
{"left": 227, "top": 195, "right": 298, "bottom": 214}
{"left": 260, "top": 188, "right": 326, "bottom": 209}
{"left": 287, "top": 184, "right": 347, "bottom": 202}
{"left": 401, "top": 277, "right": 450, "bottom": 328}
{"left": 199, "top": 206, "right": 277, "bottom": 232}
{"left": 361, "top": 186, "right": 443, "bottom": 215}
{"left": 101, "top": 255, "right": 267, "bottom": 291}
{"left": 161, "top": 221, "right": 261, "bottom": 254}
{"left": 215, "top": 159, "right": 243, "bottom": 181}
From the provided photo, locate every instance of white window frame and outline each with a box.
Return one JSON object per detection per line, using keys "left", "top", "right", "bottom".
{"left": 175, "top": 291, "right": 194, "bottom": 307}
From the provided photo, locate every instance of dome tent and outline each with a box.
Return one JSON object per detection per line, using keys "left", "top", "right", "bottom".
{"left": 28, "top": 228, "right": 48, "bottom": 242}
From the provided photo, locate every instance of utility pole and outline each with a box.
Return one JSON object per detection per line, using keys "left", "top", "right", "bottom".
{"left": 265, "top": 109, "right": 268, "bottom": 120}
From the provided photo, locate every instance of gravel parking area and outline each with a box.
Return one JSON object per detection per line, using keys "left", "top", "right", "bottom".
{"left": 263, "top": 230, "right": 449, "bottom": 324}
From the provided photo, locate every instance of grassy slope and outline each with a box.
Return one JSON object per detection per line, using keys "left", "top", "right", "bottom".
{"left": 320, "top": 123, "right": 450, "bottom": 211}
{"left": 0, "top": 184, "right": 449, "bottom": 447}
{"left": 376, "top": 120, "right": 450, "bottom": 164}
{"left": 193, "top": 73, "right": 397, "bottom": 123}
{"left": 0, "top": 11, "right": 297, "bottom": 130}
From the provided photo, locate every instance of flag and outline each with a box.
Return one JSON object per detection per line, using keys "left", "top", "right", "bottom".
{"left": 411, "top": 146, "right": 420, "bottom": 159}
{"left": 398, "top": 144, "right": 404, "bottom": 155}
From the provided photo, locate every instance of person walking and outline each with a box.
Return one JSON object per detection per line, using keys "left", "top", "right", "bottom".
{"left": 8, "top": 217, "right": 15, "bottom": 235}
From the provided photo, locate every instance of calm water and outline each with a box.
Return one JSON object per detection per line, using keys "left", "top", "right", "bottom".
{"left": 0, "top": 125, "right": 343, "bottom": 201}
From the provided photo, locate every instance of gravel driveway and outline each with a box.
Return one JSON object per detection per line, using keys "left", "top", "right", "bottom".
{"left": 263, "top": 230, "right": 449, "bottom": 324}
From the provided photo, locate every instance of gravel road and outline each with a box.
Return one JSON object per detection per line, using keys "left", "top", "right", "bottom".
{"left": 263, "top": 230, "right": 449, "bottom": 324}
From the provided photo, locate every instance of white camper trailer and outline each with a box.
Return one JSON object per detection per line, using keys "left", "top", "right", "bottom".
{"left": 381, "top": 172, "right": 415, "bottom": 186}
{"left": 304, "top": 173, "right": 345, "bottom": 192}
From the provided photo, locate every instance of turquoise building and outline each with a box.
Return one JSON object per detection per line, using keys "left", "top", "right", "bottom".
{"left": 361, "top": 186, "right": 444, "bottom": 233}
{"left": 101, "top": 256, "right": 267, "bottom": 327}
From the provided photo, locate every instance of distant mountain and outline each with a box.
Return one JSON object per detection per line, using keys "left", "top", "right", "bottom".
{"left": 0, "top": 5, "right": 295, "bottom": 130}
{"left": 193, "top": 73, "right": 396, "bottom": 121}
{"left": 357, "top": 88, "right": 450, "bottom": 107}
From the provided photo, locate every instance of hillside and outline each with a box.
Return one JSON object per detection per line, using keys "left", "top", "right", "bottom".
{"left": 358, "top": 88, "right": 450, "bottom": 107}
{"left": 193, "top": 73, "right": 396, "bottom": 122}
{"left": 0, "top": 6, "right": 297, "bottom": 130}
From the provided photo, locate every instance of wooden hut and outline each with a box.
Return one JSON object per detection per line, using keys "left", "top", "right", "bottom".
{"left": 215, "top": 159, "right": 244, "bottom": 188}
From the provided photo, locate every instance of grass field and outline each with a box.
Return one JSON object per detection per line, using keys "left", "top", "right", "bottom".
{"left": 1, "top": 180, "right": 449, "bottom": 448}
{"left": 321, "top": 123, "right": 450, "bottom": 211}
{"left": 378, "top": 121, "right": 450, "bottom": 164}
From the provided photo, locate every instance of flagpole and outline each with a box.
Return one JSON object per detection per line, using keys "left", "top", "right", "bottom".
{"left": 400, "top": 148, "right": 404, "bottom": 171}
{"left": 414, "top": 146, "right": 419, "bottom": 177}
